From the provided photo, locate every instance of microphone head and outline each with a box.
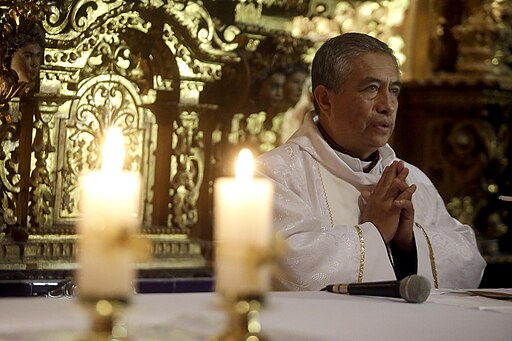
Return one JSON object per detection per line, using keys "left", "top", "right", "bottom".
{"left": 399, "top": 275, "right": 431, "bottom": 303}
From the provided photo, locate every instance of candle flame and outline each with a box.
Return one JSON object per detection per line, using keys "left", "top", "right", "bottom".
{"left": 235, "top": 148, "right": 253, "bottom": 182}
{"left": 101, "top": 127, "right": 125, "bottom": 173}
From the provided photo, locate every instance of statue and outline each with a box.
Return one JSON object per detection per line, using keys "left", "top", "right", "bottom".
{"left": 0, "top": 2, "right": 47, "bottom": 241}
{"left": 0, "top": 2, "right": 46, "bottom": 118}
{"left": 279, "top": 61, "right": 310, "bottom": 112}
{"left": 242, "top": 64, "right": 287, "bottom": 116}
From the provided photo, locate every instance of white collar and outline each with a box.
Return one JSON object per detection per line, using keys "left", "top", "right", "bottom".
{"left": 333, "top": 149, "right": 383, "bottom": 175}
{"left": 288, "top": 112, "right": 397, "bottom": 186}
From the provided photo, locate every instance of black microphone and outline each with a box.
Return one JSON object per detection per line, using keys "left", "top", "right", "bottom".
{"left": 321, "top": 275, "right": 431, "bottom": 303}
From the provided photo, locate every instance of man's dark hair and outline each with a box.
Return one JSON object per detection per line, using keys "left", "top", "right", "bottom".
{"left": 311, "top": 33, "right": 399, "bottom": 113}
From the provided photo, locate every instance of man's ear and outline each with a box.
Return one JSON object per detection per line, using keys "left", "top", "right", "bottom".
{"left": 313, "top": 85, "right": 332, "bottom": 117}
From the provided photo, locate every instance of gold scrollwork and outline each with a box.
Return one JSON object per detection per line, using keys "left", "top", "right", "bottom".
{"left": 452, "top": 0, "right": 512, "bottom": 80}
{"left": 163, "top": 1, "right": 241, "bottom": 61}
{"left": 288, "top": 0, "right": 410, "bottom": 64}
{"left": 169, "top": 110, "right": 203, "bottom": 231}
{"left": 0, "top": 118, "right": 19, "bottom": 227}
{"left": 58, "top": 74, "right": 150, "bottom": 223}
{"left": 28, "top": 108, "right": 56, "bottom": 229}
{"left": 438, "top": 117, "right": 510, "bottom": 239}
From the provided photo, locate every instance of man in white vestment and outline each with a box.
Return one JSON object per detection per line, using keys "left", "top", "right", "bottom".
{"left": 255, "top": 33, "right": 486, "bottom": 291}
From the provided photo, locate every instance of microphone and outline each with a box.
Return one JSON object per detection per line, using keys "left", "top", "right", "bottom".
{"left": 321, "top": 275, "right": 431, "bottom": 303}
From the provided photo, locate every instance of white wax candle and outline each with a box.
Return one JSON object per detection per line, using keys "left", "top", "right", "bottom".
{"left": 76, "top": 128, "right": 141, "bottom": 299}
{"left": 214, "top": 149, "right": 274, "bottom": 295}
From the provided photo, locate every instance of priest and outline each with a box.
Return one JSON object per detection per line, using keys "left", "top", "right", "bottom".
{"left": 256, "top": 33, "right": 486, "bottom": 290}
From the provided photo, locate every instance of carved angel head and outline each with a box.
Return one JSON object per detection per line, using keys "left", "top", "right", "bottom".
{"left": 0, "top": 2, "right": 47, "bottom": 91}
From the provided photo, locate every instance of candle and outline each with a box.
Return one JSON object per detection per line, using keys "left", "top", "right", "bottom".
{"left": 214, "top": 149, "right": 274, "bottom": 295}
{"left": 76, "top": 127, "right": 141, "bottom": 299}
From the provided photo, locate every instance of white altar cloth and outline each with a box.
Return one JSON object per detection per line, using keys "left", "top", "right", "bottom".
{"left": 0, "top": 290, "right": 511, "bottom": 340}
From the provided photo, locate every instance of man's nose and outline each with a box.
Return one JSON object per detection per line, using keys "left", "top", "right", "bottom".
{"left": 376, "top": 90, "right": 396, "bottom": 115}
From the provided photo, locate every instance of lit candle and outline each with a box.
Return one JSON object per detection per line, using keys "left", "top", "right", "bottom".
{"left": 214, "top": 149, "right": 274, "bottom": 295}
{"left": 76, "top": 127, "right": 141, "bottom": 299}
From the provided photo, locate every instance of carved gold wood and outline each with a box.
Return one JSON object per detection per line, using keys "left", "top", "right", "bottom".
{"left": 452, "top": 0, "right": 512, "bottom": 84}
{"left": 0, "top": 0, "right": 321, "bottom": 275}
{"left": 395, "top": 82, "right": 511, "bottom": 242}
{"left": 287, "top": 0, "right": 410, "bottom": 65}
{"left": 394, "top": 0, "right": 512, "bottom": 247}
{"left": 0, "top": 0, "right": 247, "bottom": 274}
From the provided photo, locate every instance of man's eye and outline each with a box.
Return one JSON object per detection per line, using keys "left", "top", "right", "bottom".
{"left": 391, "top": 88, "right": 400, "bottom": 96}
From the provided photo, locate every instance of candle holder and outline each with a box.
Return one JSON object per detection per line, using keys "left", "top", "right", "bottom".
{"left": 216, "top": 293, "right": 268, "bottom": 341}
{"left": 77, "top": 297, "right": 130, "bottom": 341}
{"left": 214, "top": 235, "right": 287, "bottom": 341}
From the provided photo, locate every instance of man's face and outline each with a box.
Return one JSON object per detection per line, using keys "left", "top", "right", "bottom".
{"left": 10, "top": 42, "right": 42, "bottom": 89}
{"left": 319, "top": 53, "right": 400, "bottom": 159}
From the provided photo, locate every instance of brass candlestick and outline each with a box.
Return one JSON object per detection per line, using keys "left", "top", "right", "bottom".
{"left": 214, "top": 235, "right": 287, "bottom": 341}
{"left": 217, "top": 294, "right": 268, "bottom": 341}
{"left": 78, "top": 297, "right": 130, "bottom": 341}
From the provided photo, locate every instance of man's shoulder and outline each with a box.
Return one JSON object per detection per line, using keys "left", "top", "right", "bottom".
{"left": 256, "top": 141, "right": 312, "bottom": 179}
{"left": 256, "top": 142, "right": 314, "bottom": 189}
{"left": 400, "top": 160, "right": 434, "bottom": 185}
{"left": 256, "top": 141, "right": 302, "bottom": 164}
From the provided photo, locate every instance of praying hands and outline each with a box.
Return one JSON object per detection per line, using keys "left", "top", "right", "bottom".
{"left": 361, "top": 160, "right": 416, "bottom": 251}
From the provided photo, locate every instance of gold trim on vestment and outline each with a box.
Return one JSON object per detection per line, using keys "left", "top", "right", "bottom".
{"left": 316, "top": 160, "right": 334, "bottom": 228}
{"left": 415, "top": 222, "right": 439, "bottom": 288}
{"left": 354, "top": 225, "right": 365, "bottom": 283}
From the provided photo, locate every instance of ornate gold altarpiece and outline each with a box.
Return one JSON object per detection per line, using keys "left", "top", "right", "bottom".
{"left": 0, "top": 0, "right": 511, "bottom": 281}
{"left": 0, "top": 0, "right": 316, "bottom": 279}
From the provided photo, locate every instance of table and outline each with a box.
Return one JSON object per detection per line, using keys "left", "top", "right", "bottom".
{"left": 0, "top": 290, "right": 511, "bottom": 340}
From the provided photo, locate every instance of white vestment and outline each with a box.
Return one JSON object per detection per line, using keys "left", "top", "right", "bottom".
{"left": 256, "top": 113, "right": 486, "bottom": 290}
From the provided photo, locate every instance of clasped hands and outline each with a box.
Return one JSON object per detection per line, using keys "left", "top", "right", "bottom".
{"left": 360, "top": 160, "right": 416, "bottom": 251}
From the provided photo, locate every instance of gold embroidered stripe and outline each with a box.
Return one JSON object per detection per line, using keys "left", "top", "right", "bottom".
{"left": 416, "top": 222, "right": 439, "bottom": 288}
{"left": 315, "top": 160, "right": 334, "bottom": 228}
{"left": 354, "top": 225, "right": 365, "bottom": 283}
